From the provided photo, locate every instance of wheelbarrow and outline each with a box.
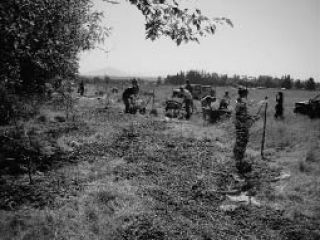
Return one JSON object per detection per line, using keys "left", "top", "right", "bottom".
{"left": 165, "top": 99, "right": 184, "bottom": 118}
{"left": 203, "top": 107, "right": 232, "bottom": 123}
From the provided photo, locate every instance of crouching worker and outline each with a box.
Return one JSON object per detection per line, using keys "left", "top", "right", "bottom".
{"left": 201, "top": 89, "right": 216, "bottom": 120}
{"left": 179, "top": 87, "right": 193, "bottom": 120}
{"left": 219, "top": 91, "right": 231, "bottom": 109}
{"left": 122, "top": 79, "right": 139, "bottom": 114}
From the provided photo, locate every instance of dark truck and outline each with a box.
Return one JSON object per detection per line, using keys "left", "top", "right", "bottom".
{"left": 294, "top": 94, "right": 320, "bottom": 118}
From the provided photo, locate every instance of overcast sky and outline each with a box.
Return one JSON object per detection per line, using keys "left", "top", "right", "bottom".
{"left": 79, "top": 0, "right": 319, "bottom": 80}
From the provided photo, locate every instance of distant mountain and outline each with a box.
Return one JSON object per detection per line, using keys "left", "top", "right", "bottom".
{"left": 82, "top": 66, "right": 129, "bottom": 77}
{"left": 81, "top": 66, "right": 160, "bottom": 81}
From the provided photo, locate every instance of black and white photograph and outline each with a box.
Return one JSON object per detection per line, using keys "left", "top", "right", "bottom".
{"left": 0, "top": 0, "right": 319, "bottom": 239}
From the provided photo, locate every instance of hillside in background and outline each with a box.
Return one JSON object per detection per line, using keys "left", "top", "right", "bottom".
{"left": 81, "top": 66, "right": 160, "bottom": 81}
{"left": 82, "top": 66, "right": 129, "bottom": 77}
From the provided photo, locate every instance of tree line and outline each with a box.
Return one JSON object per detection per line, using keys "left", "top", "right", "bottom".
{"left": 164, "top": 70, "right": 318, "bottom": 90}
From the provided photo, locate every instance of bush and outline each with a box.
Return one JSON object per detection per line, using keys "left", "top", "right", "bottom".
{"left": 0, "top": 122, "right": 65, "bottom": 182}
{"left": 49, "top": 80, "right": 75, "bottom": 120}
{"left": 298, "top": 160, "right": 311, "bottom": 173}
{"left": 0, "top": 85, "right": 42, "bottom": 126}
{"left": 305, "top": 146, "right": 320, "bottom": 163}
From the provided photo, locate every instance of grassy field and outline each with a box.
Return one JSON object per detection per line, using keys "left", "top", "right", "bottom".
{"left": 0, "top": 83, "right": 319, "bottom": 239}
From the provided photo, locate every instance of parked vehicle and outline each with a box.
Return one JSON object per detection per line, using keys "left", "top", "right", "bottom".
{"left": 203, "top": 108, "right": 232, "bottom": 123}
{"left": 192, "top": 84, "right": 213, "bottom": 100}
{"left": 294, "top": 94, "right": 320, "bottom": 118}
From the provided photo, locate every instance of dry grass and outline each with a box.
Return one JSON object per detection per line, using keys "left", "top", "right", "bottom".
{"left": 1, "top": 83, "right": 320, "bottom": 239}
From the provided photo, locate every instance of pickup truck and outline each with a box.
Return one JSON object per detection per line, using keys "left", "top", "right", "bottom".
{"left": 294, "top": 94, "right": 320, "bottom": 118}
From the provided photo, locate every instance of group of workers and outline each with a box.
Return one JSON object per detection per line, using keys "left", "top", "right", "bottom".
{"left": 164, "top": 80, "right": 232, "bottom": 120}
{"left": 78, "top": 78, "right": 284, "bottom": 123}
{"left": 76, "top": 79, "right": 285, "bottom": 185}
{"left": 120, "top": 79, "right": 259, "bottom": 181}
{"left": 184, "top": 80, "right": 232, "bottom": 120}
{"left": 120, "top": 79, "right": 235, "bottom": 119}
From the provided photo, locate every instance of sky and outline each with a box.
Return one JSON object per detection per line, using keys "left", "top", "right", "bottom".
{"left": 79, "top": 0, "right": 320, "bottom": 80}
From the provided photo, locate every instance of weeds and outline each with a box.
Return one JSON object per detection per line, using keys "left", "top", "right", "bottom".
{"left": 1, "top": 85, "right": 320, "bottom": 240}
{"left": 305, "top": 144, "right": 320, "bottom": 163}
{"left": 298, "top": 160, "right": 311, "bottom": 173}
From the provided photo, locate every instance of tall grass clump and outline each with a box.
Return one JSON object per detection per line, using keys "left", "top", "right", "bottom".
{"left": 298, "top": 159, "right": 311, "bottom": 173}
{"left": 305, "top": 142, "right": 320, "bottom": 163}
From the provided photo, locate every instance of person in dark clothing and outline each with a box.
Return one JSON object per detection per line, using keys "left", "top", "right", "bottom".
{"left": 122, "top": 79, "right": 139, "bottom": 113}
{"left": 274, "top": 92, "right": 284, "bottom": 119}
{"left": 185, "top": 80, "right": 193, "bottom": 96}
{"left": 78, "top": 80, "right": 84, "bottom": 96}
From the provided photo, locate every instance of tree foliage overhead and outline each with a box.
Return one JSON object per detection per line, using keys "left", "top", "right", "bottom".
{"left": 123, "top": 0, "right": 233, "bottom": 45}
{"left": 0, "top": 0, "right": 109, "bottom": 92}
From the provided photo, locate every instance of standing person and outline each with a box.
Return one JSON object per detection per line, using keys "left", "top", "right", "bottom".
{"left": 180, "top": 87, "right": 193, "bottom": 120}
{"left": 274, "top": 92, "right": 284, "bottom": 119}
{"left": 78, "top": 80, "right": 84, "bottom": 96}
{"left": 122, "top": 79, "right": 139, "bottom": 114}
{"left": 233, "top": 88, "right": 258, "bottom": 178}
{"left": 185, "top": 80, "right": 193, "bottom": 96}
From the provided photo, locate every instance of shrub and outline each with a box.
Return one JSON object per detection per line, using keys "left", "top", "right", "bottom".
{"left": 0, "top": 85, "right": 40, "bottom": 125}
{"left": 0, "top": 122, "right": 63, "bottom": 183}
{"left": 49, "top": 80, "right": 75, "bottom": 120}
{"left": 298, "top": 160, "right": 311, "bottom": 173}
{"left": 150, "top": 109, "right": 158, "bottom": 116}
{"left": 305, "top": 145, "right": 320, "bottom": 163}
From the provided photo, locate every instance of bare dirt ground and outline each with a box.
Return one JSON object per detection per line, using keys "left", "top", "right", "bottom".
{"left": 0, "top": 85, "right": 319, "bottom": 240}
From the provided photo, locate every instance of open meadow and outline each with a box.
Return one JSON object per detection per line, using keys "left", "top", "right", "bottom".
{"left": 0, "top": 82, "right": 319, "bottom": 240}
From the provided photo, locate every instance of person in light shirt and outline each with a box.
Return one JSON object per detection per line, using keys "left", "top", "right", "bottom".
{"left": 201, "top": 89, "right": 216, "bottom": 120}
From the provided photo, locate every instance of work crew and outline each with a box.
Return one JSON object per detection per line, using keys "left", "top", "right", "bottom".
{"left": 179, "top": 87, "right": 193, "bottom": 120}
{"left": 122, "top": 79, "right": 139, "bottom": 114}
{"left": 233, "top": 88, "right": 258, "bottom": 178}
